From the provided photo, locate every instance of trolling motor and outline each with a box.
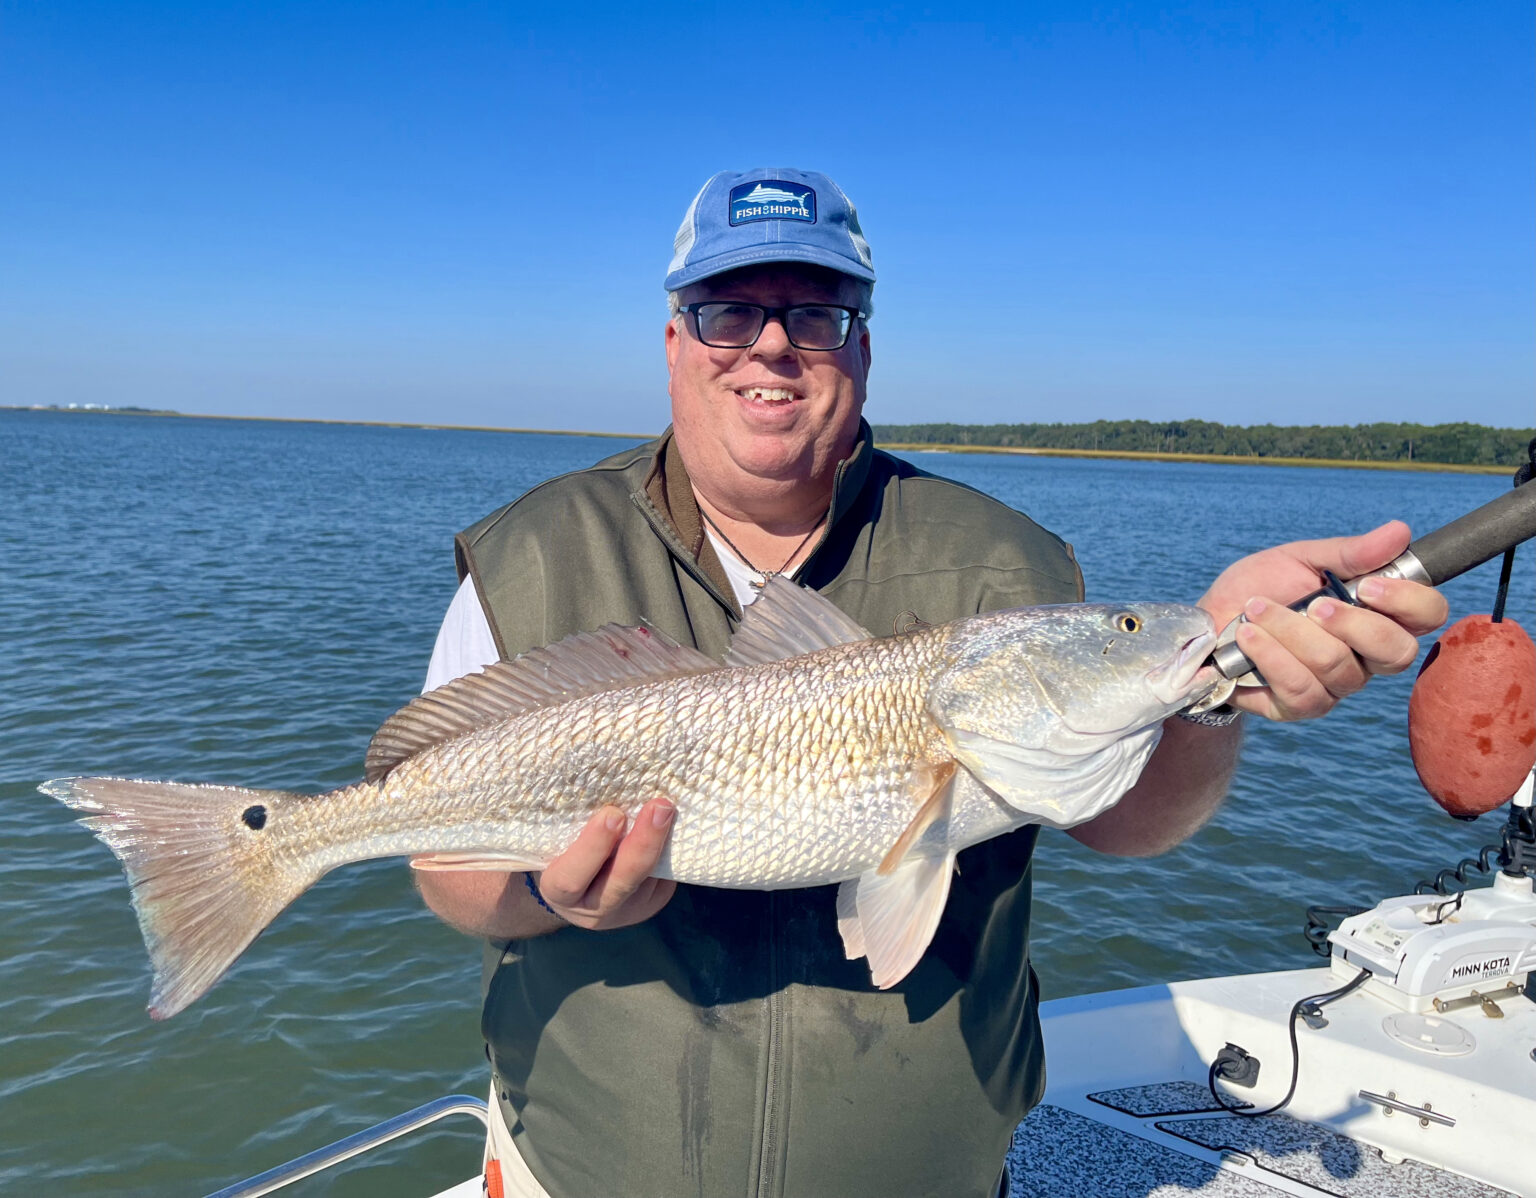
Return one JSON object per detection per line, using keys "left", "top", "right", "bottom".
{"left": 1212, "top": 768, "right": 1536, "bottom": 1122}
{"left": 1327, "top": 769, "right": 1536, "bottom": 1018}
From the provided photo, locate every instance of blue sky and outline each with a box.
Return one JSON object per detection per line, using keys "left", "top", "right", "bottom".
{"left": 2, "top": 2, "right": 1531, "bottom": 432}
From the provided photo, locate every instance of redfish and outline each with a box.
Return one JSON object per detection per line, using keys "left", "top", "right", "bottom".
{"left": 44, "top": 579, "right": 1224, "bottom": 1018}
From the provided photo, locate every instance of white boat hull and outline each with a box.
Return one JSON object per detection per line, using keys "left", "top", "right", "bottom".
{"left": 1021, "top": 967, "right": 1534, "bottom": 1196}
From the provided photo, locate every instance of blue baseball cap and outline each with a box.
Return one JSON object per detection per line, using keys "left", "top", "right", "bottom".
{"left": 665, "top": 167, "right": 876, "bottom": 292}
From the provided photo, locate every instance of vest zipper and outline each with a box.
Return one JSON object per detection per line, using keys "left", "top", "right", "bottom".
{"left": 630, "top": 492, "right": 740, "bottom": 615}
{"left": 753, "top": 890, "right": 786, "bottom": 1198}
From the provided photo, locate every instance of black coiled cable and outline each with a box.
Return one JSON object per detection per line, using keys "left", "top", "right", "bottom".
{"left": 1414, "top": 804, "right": 1536, "bottom": 895}
{"left": 1304, "top": 804, "right": 1536, "bottom": 955}
{"left": 1303, "top": 905, "right": 1365, "bottom": 958}
{"left": 1413, "top": 843, "right": 1506, "bottom": 896}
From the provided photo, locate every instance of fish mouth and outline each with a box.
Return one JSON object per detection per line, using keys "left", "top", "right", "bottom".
{"left": 1146, "top": 630, "right": 1221, "bottom": 706}
{"left": 1055, "top": 630, "right": 1222, "bottom": 740}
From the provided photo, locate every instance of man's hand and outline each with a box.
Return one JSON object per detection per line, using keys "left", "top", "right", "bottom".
{"left": 1074, "top": 520, "right": 1448, "bottom": 856}
{"left": 413, "top": 797, "right": 678, "bottom": 939}
{"left": 536, "top": 798, "right": 678, "bottom": 929}
{"left": 1199, "top": 520, "right": 1448, "bottom": 722}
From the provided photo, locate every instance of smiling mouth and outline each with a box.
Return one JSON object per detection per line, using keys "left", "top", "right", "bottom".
{"left": 735, "top": 387, "right": 800, "bottom": 405}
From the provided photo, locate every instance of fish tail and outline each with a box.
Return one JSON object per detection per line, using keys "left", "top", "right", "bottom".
{"left": 41, "top": 776, "right": 318, "bottom": 1019}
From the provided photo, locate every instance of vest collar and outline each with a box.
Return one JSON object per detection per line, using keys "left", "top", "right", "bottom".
{"left": 634, "top": 420, "right": 876, "bottom": 615}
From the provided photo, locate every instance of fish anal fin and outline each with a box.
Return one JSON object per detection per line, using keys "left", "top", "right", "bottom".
{"left": 724, "top": 576, "right": 874, "bottom": 667}
{"left": 366, "top": 625, "right": 720, "bottom": 783}
{"left": 408, "top": 851, "right": 548, "bottom": 873}
{"left": 836, "top": 852, "right": 958, "bottom": 988}
{"left": 877, "top": 760, "right": 957, "bottom": 875}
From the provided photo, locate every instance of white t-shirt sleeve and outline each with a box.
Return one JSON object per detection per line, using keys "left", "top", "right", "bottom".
{"left": 423, "top": 575, "right": 501, "bottom": 693}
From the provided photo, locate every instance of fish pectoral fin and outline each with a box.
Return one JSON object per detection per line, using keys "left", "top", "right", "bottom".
{"left": 877, "top": 759, "right": 958, "bottom": 875}
{"left": 836, "top": 852, "right": 958, "bottom": 989}
{"left": 409, "top": 851, "right": 548, "bottom": 872}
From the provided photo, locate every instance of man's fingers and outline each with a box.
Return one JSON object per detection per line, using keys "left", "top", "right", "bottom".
{"left": 626, "top": 875, "right": 678, "bottom": 916}
{"left": 605, "top": 799, "right": 676, "bottom": 897}
{"left": 1246, "top": 598, "right": 1367, "bottom": 698}
{"left": 1231, "top": 572, "right": 1441, "bottom": 720}
{"left": 1354, "top": 575, "right": 1450, "bottom": 639}
{"left": 1306, "top": 595, "right": 1424, "bottom": 677}
{"left": 1290, "top": 519, "right": 1412, "bottom": 580}
{"left": 1234, "top": 608, "right": 1347, "bottom": 719}
{"left": 1201, "top": 522, "right": 1449, "bottom": 725}
{"left": 581, "top": 799, "right": 675, "bottom": 912}
{"left": 537, "top": 806, "right": 628, "bottom": 907}
{"left": 536, "top": 799, "right": 678, "bottom": 926}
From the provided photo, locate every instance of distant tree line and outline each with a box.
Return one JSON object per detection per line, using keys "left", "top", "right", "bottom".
{"left": 869, "top": 420, "right": 1533, "bottom": 467}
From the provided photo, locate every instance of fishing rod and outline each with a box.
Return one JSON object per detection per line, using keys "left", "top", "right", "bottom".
{"left": 1206, "top": 481, "right": 1536, "bottom": 689}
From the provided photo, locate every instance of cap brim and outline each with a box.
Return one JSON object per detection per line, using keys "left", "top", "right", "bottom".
{"left": 665, "top": 243, "right": 876, "bottom": 292}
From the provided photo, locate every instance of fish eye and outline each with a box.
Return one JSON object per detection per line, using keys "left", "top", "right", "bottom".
{"left": 1113, "top": 612, "right": 1142, "bottom": 634}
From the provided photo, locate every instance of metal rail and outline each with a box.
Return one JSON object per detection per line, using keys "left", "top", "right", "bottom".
{"left": 204, "top": 1093, "right": 488, "bottom": 1198}
{"left": 1358, "top": 1089, "right": 1457, "bottom": 1128}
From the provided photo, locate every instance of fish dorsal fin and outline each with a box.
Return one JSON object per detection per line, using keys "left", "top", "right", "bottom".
{"left": 724, "top": 576, "right": 873, "bottom": 667}
{"left": 365, "top": 624, "right": 720, "bottom": 783}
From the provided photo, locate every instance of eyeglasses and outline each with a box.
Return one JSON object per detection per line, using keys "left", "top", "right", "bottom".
{"left": 683, "top": 302, "right": 862, "bottom": 351}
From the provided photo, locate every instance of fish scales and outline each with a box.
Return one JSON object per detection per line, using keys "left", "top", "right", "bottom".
{"left": 337, "top": 629, "right": 956, "bottom": 888}
{"left": 43, "top": 581, "right": 1225, "bottom": 1015}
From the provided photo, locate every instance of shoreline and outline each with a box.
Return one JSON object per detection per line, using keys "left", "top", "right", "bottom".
{"left": 4, "top": 406, "right": 1514, "bottom": 474}
{"left": 879, "top": 442, "right": 1512, "bottom": 475}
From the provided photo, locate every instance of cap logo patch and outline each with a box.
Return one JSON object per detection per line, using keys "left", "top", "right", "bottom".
{"left": 729, "top": 181, "right": 816, "bottom": 226}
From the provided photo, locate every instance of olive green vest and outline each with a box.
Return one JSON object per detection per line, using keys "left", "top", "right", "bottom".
{"left": 455, "top": 424, "right": 1083, "bottom": 1198}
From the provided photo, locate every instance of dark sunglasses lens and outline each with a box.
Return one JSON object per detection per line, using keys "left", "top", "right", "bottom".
{"left": 785, "top": 306, "right": 851, "bottom": 350}
{"left": 695, "top": 303, "right": 763, "bottom": 347}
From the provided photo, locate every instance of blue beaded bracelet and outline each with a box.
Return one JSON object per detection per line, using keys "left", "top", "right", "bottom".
{"left": 523, "top": 871, "right": 558, "bottom": 915}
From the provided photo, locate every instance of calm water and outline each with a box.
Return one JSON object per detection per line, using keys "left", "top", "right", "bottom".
{"left": 2, "top": 410, "right": 1531, "bottom": 1196}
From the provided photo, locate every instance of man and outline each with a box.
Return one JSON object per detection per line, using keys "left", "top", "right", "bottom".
{"left": 417, "top": 167, "right": 1446, "bottom": 1198}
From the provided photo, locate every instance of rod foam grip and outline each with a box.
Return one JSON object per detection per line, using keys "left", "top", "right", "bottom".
{"left": 1407, "top": 485, "right": 1536, "bottom": 586}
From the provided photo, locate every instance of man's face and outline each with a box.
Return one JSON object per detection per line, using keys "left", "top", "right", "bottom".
{"left": 665, "top": 263, "right": 871, "bottom": 500}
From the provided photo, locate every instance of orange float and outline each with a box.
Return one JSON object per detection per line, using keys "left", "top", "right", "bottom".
{"left": 1409, "top": 614, "right": 1536, "bottom": 818}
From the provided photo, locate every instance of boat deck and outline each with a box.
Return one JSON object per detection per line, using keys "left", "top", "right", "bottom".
{"left": 1017, "top": 968, "right": 1534, "bottom": 1197}
{"left": 1011, "top": 1087, "right": 1510, "bottom": 1196}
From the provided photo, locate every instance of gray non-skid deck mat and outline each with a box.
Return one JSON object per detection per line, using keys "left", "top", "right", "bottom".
{"left": 1157, "top": 1115, "right": 1516, "bottom": 1198}
{"left": 1090, "top": 1081, "right": 1249, "bottom": 1117}
{"left": 1008, "top": 1104, "right": 1288, "bottom": 1197}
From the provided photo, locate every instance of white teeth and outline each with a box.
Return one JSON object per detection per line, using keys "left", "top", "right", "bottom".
{"left": 738, "top": 388, "right": 797, "bottom": 403}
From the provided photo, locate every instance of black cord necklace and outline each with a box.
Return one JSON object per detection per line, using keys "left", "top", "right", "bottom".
{"left": 699, "top": 505, "right": 826, "bottom": 589}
